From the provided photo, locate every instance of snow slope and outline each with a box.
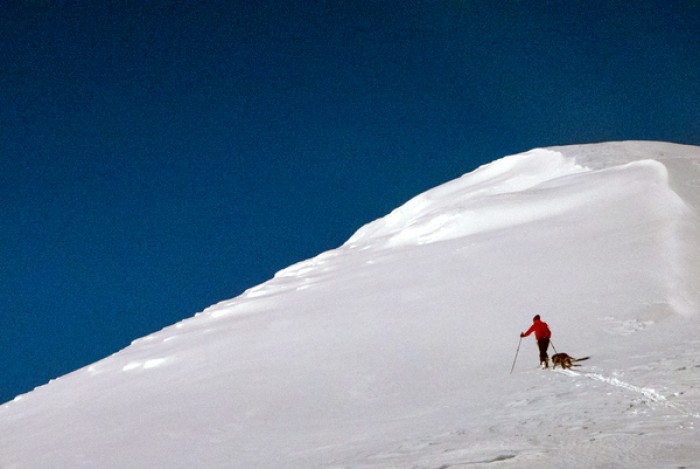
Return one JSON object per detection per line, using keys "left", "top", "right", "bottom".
{"left": 2, "top": 141, "right": 700, "bottom": 468}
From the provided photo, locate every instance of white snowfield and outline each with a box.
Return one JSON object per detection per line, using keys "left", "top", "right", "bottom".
{"left": 2, "top": 141, "right": 700, "bottom": 468}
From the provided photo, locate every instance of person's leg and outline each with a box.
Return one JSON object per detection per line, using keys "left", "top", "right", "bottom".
{"left": 538, "top": 338, "right": 550, "bottom": 368}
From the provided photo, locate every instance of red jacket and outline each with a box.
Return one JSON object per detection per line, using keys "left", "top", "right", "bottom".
{"left": 523, "top": 319, "right": 551, "bottom": 340}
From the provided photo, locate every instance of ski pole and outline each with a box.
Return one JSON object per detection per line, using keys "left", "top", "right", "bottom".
{"left": 510, "top": 337, "right": 522, "bottom": 374}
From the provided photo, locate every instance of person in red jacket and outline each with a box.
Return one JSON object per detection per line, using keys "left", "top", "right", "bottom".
{"left": 520, "top": 315, "right": 552, "bottom": 368}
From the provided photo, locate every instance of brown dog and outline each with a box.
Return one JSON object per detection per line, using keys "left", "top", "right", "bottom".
{"left": 551, "top": 353, "right": 590, "bottom": 369}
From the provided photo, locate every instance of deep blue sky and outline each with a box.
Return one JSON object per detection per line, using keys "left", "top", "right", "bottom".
{"left": 1, "top": 1, "right": 698, "bottom": 403}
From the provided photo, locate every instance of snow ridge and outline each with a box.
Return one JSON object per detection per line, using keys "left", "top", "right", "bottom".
{"left": 346, "top": 149, "right": 589, "bottom": 247}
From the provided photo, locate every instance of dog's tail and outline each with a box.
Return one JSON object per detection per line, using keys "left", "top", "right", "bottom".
{"left": 572, "top": 356, "right": 590, "bottom": 362}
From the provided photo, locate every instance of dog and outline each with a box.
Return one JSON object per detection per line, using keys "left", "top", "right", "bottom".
{"left": 551, "top": 353, "right": 590, "bottom": 369}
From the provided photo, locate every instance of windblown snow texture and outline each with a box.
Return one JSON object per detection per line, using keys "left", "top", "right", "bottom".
{"left": 1, "top": 141, "right": 699, "bottom": 468}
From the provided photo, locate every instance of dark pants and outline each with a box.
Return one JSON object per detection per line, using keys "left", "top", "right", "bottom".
{"left": 537, "top": 338, "right": 550, "bottom": 366}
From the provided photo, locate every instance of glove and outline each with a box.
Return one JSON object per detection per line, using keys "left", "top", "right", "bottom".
{"left": 520, "top": 332, "right": 525, "bottom": 338}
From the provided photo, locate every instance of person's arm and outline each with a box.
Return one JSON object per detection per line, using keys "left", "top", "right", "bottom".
{"left": 521, "top": 324, "right": 535, "bottom": 337}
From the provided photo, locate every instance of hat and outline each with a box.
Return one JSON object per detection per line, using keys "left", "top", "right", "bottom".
{"left": 533, "top": 314, "right": 540, "bottom": 321}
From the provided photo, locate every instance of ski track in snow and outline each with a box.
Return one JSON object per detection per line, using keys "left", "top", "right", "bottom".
{"left": 558, "top": 369, "right": 700, "bottom": 419}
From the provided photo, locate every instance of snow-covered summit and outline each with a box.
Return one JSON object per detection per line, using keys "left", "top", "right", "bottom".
{"left": 1, "top": 141, "right": 699, "bottom": 468}
{"left": 346, "top": 148, "right": 588, "bottom": 247}
{"left": 347, "top": 142, "right": 697, "bottom": 250}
